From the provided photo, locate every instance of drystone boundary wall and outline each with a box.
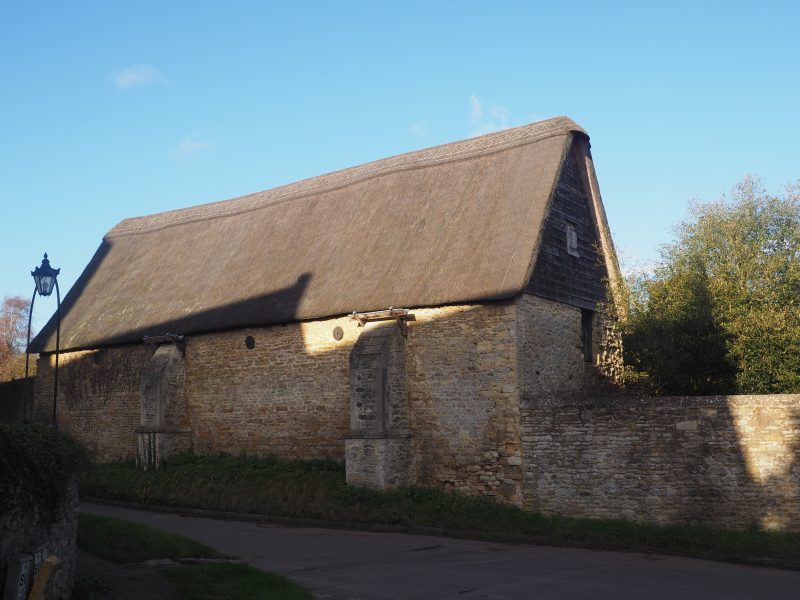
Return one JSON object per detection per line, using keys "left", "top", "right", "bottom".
{"left": 1, "top": 425, "right": 82, "bottom": 599}
{"left": 0, "top": 479, "right": 78, "bottom": 600}
{"left": 522, "top": 394, "right": 800, "bottom": 531}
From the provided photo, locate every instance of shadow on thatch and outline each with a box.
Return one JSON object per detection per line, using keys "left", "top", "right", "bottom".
{"left": 31, "top": 254, "right": 311, "bottom": 352}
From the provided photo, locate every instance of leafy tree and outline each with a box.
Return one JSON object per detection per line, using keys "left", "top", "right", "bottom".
{"left": 0, "top": 295, "right": 33, "bottom": 381}
{"left": 623, "top": 264, "right": 736, "bottom": 394}
{"left": 623, "top": 177, "right": 800, "bottom": 394}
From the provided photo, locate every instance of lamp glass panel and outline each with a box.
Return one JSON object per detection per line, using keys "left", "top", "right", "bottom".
{"left": 39, "top": 275, "right": 54, "bottom": 296}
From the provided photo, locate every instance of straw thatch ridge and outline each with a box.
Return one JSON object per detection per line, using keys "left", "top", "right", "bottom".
{"left": 31, "top": 117, "right": 592, "bottom": 353}
{"left": 109, "top": 117, "right": 586, "bottom": 238}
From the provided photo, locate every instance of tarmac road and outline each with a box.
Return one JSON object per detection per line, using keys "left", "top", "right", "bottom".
{"left": 81, "top": 502, "right": 800, "bottom": 600}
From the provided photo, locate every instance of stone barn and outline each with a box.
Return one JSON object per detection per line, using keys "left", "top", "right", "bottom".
{"left": 30, "top": 116, "right": 624, "bottom": 507}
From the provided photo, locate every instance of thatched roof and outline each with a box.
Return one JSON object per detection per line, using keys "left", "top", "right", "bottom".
{"left": 31, "top": 116, "right": 609, "bottom": 353}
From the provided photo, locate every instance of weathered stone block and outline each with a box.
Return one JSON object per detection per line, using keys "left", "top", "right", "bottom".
{"left": 345, "top": 436, "right": 412, "bottom": 490}
{"left": 675, "top": 420, "right": 699, "bottom": 432}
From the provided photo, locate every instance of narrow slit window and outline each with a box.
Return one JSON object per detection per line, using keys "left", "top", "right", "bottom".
{"left": 581, "top": 309, "right": 594, "bottom": 362}
{"left": 566, "top": 224, "right": 579, "bottom": 257}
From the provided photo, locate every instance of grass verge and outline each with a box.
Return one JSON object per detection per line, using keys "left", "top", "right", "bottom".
{"left": 77, "top": 513, "right": 312, "bottom": 599}
{"left": 78, "top": 513, "right": 222, "bottom": 563}
{"left": 82, "top": 454, "right": 800, "bottom": 569}
{"left": 165, "top": 564, "right": 311, "bottom": 600}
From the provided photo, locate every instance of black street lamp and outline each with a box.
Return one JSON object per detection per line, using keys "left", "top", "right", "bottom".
{"left": 25, "top": 253, "right": 61, "bottom": 428}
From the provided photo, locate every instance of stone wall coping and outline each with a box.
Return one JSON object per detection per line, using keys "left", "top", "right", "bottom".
{"left": 533, "top": 393, "right": 800, "bottom": 408}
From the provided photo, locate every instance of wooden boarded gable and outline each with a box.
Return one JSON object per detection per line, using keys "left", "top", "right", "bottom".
{"left": 526, "top": 140, "right": 607, "bottom": 310}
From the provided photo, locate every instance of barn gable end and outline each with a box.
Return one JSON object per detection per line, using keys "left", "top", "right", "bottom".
{"left": 526, "top": 141, "right": 607, "bottom": 311}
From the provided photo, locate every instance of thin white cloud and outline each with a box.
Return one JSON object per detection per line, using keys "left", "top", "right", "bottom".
{"left": 409, "top": 122, "right": 427, "bottom": 138}
{"left": 171, "top": 137, "right": 213, "bottom": 159}
{"left": 469, "top": 95, "right": 483, "bottom": 125}
{"left": 468, "top": 95, "right": 513, "bottom": 137}
{"left": 113, "top": 65, "right": 168, "bottom": 90}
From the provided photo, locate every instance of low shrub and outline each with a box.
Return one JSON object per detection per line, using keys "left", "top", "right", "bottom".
{"left": 0, "top": 424, "right": 87, "bottom": 522}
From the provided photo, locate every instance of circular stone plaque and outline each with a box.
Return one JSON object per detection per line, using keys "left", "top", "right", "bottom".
{"left": 332, "top": 326, "right": 344, "bottom": 341}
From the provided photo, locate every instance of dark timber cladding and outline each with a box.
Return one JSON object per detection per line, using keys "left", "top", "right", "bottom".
{"left": 527, "top": 142, "right": 606, "bottom": 310}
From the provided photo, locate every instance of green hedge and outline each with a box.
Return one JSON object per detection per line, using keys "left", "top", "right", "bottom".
{"left": 0, "top": 424, "right": 86, "bottom": 522}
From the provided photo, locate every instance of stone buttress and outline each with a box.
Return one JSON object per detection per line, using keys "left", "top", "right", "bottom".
{"left": 345, "top": 321, "right": 412, "bottom": 489}
{"left": 136, "top": 342, "right": 191, "bottom": 469}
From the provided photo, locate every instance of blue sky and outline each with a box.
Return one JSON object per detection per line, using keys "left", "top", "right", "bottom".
{"left": 2, "top": 1, "right": 798, "bottom": 330}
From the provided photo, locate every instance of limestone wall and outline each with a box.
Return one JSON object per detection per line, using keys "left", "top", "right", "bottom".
{"left": 184, "top": 303, "right": 524, "bottom": 502}
{"left": 34, "top": 345, "right": 149, "bottom": 461}
{"left": 522, "top": 394, "right": 800, "bottom": 531}
{"left": 517, "top": 294, "right": 593, "bottom": 402}
{"left": 33, "top": 301, "right": 526, "bottom": 503}
{"left": 515, "top": 293, "right": 618, "bottom": 404}
{"left": 184, "top": 315, "right": 357, "bottom": 459}
{"left": 406, "top": 303, "right": 523, "bottom": 504}
{"left": 516, "top": 293, "right": 623, "bottom": 511}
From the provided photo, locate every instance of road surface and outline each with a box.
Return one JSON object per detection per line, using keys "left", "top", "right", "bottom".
{"left": 81, "top": 502, "right": 800, "bottom": 600}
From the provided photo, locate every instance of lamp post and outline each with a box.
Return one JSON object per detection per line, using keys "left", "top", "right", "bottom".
{"left": 25, "top": 253, "right": 61, "bottom": 428}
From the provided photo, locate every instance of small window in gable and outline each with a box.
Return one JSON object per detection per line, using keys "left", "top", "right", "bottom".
{"left": 566, "top": 224, "right": 579, "bottom": 257}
